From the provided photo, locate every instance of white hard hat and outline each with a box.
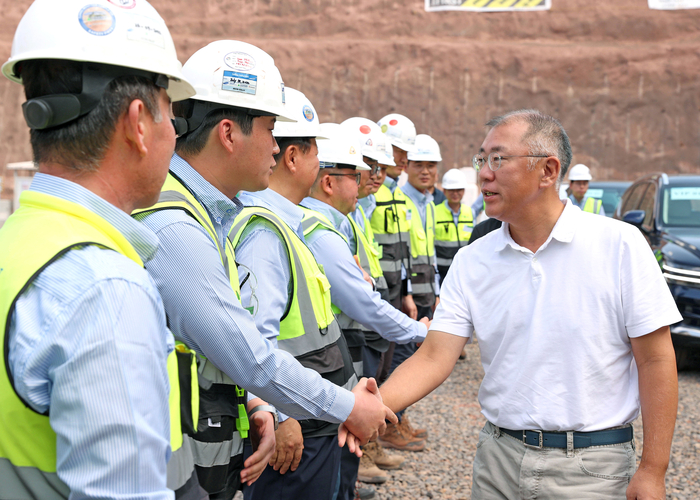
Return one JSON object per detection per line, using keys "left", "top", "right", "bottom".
{"left": 568, "top": 164, "right": 592, "bottom": 182}
{"left": 318, "top": 123, "right": 370, "bottom": 171}
{"left": 408, "top": 134, "right": 442, "bottom": 162}
{"left": 340, "top": 117, "right": 395, "bottom": 166}
{"left": 377, "top": 113, "right": 417, "bottom": 153}
{"left": 273, "top": 87, "right": 326, "bottom": 139}
{"left": 2, "top": 0, "right": 194, "bottom": 103}
{"left": 441, "top": 169, "right": 467, "bottom": 190}
{"left": 182, "top": 40, "right": 295, "bottom": 122}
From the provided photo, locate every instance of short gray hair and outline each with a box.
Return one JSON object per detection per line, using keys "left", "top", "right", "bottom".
{"left": 486, "top": 109, "right": 572, "bottom": 183}
{"left": 21, "top": 60, "right": 162, "bottom": 172}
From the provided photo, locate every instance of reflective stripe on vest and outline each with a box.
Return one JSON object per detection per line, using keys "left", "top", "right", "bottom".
{"left": 370, "top": 185, "right": 411, "bottom": 284}
{"left": 404, "top": 196, "right": 436, "bottom": 304}
{"left": 583, "top": 197, "right": 603, "bottom": 214}
{"left": 0, "top": 191, "right": 196, "bottom": 498}
{"left": 229, "top": 207, "right": 353, "bottom": 376}
{"left": 434, "top": 201, "right": 473, "bottom": 267}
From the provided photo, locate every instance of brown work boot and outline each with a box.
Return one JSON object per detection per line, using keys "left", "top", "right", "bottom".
{"left": 377, "top": 422, "right": 425, "bottom": 451}
{"left": 358, "top": 453, "right": 388, "bottom": 484}
{"left": 362, "top": 441, "right": 405, "bottom": 470}
{"left": 401, "top": 413, "right": 428, "bottom": 440}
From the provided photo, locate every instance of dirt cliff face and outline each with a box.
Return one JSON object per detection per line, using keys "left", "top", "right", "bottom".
{"left": 1, "top": 0, "right": 699, "bottom": 198}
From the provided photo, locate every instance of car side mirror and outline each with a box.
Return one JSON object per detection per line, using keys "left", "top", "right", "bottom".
{"left": 622, "top": 210, "right": 645, "bottom": 228}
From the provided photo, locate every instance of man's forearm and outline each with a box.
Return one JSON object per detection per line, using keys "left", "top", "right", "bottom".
{"left": 380, "top": 329, "right": 465, "bottom": 413}
{"left": 632, "top": 327, "right": 678, "bottom": 475}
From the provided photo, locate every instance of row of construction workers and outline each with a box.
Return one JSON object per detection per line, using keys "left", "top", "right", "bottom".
{"left": 0, "top": 1, "right": 478, "bottom": 500}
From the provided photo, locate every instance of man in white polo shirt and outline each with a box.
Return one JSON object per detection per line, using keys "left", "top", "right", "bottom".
{"left": 373, "top": 109, "right": 681, "bottom": 499}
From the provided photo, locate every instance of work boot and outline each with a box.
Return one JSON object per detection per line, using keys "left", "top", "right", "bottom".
{"left": 362, "top": 441, "right": 405, "bottom": 470}
{"left": 354, "top": 482, "right": 376, "bottom": 500}
{"left": 401, "top": 413, "right": 428, "bottom": 440}
{"left": 358, "top": 453, "right": 389, "bottom": 484}
{"left": 377, "top": 421, "right": 425, "bottom": 451}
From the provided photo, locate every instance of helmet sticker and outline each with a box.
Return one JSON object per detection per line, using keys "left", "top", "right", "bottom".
{"left": 389, "top": 119, "right": 399, "bottom": 126}
{"left": 366, "top": 139, "right": 373, "bottom": 146}
{"left": 349, "top": 146, "right": 357, "bottom": 154}
{"left": 79, "top": 5, "right": 116, "bottom": 36}
{"left": 302, "top": 105, "right": 315, "bottom": 122}
{"left": 222, "top": 70, "right": 257, "bottom": 95}
{"left": 126, "top": 15, "right": 165, "bottom": 48}
{"left": 380, "top": 124, "right": 388, "bottom": 133}
{"left": 224, "top": 52, "right": 256, "bottom": 71}
{"left": 359, "top": 125, "right": 371, "bottom": 134}
{"left": 108, "top": 0, "right": 136, "bottom": 8}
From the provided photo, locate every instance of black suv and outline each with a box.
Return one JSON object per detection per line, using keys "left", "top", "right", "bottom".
{"left": 614, "top": 174, "right": 700, "bottom": 370}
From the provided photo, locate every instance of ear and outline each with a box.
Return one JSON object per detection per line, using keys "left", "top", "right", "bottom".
{"left": 124, "top": 99, "right": 149, "bottom": 157}
{"left": 217, "top": 119, "right": 239, "bottom": 155}
{"left": 321, "top": 172, "right": 334, "bottom": 196}
{"left": 284, "top": 145, "right": 298, "bottom": 174}
{"left": 540, "top": 157, "right": 561, "bottom": 190}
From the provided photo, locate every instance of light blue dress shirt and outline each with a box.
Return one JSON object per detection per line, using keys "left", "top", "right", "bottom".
{"left": 300, "top": 197, "right": 427, "bottom": 344}
{"left": 136, "top": 155, "right": 354, "bottom": 423}
{"left": 401, "top": 182, "right": 441, "bottom": 297}
{"left": 568, "top": 194, "right": 606, "bottom": 216}
{"left": 9, "top": 173, "right": 174, "bottom": 500}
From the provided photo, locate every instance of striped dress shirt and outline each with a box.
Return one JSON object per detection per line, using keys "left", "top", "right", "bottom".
{"left": 9, "top": 173, "right": 174, "bottom": 500}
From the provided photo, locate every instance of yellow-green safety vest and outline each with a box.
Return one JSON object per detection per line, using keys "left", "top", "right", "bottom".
{"left": 583, "top": 197, "right": 603, "bottom": 214}
{"left": 404, "top": 195, "right": 436, "bottom": 307}
{"left": 133, "top": 172, "right": 251, "bottom": 492}
{"left": 370, "top": 184, "right": 411, "bottom": 303}
{"left": 0, "top": 190, "right": 197, "bottom": 499}
{"left": 434, "top": 200, "right": 474, "bottom": 269}
{"left": 229, "top": 206, "right": 357, "bottom": 437}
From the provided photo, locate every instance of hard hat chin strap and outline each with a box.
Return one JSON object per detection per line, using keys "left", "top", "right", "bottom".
{"left": 22, "top": 62, "right": 169, "bottom": 130}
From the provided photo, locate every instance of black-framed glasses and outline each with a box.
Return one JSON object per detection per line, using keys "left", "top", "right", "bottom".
{"left": 364, "top": 160, "right": 381, "bottom": 177}
{"left": 472, "top": 152, "right": 549, "bottom": 172}
{"left": 328, "top": 173, "right": 361, "bottom": 185}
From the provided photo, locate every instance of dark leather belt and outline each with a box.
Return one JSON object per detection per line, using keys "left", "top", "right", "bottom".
{"left": 500, "top": 425, "right": 633, "bottom": 449}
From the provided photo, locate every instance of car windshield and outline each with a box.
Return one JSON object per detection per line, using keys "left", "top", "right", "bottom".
{"left": 587, "top": 184, "right": 630, "bottom": 216}
{"left": 660, "top": 185, "right": 700, "bottom": 227}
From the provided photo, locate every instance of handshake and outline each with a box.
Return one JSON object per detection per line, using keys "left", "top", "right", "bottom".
{"left": 338, "top": 377, "right": 397, "bottom": 456}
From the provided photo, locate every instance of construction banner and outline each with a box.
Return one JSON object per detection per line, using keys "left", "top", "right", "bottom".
{"left": 425, "top": 0, "right": 551, "bottom": 12}
{"left": 648, "top": 0, "right": 700, "bottom": 8}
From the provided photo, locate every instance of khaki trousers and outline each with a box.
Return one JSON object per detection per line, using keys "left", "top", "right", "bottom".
{"left": 471, "top": 421, "right": 636, "bottom": 500}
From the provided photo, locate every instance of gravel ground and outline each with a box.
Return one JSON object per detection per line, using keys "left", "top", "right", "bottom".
{"left": 234, "top": 342, "right": 700, "bottom": 500}
{"left": 369, "top": 342, "right": 700, "bottom": 500}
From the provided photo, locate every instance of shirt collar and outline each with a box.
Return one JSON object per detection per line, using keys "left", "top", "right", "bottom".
{"left": 237, "top": 188, "right": 305, "bottom": 237}
{"left": 383, "top": 176, "right": 399, "bottom": 193}
{"left": 402, "top": 181, "right": 433, "bottom": 206}
{"left": 29, "top": 173, "right": 160, "bottom": 263}
{"left": 300, "top": 197, "right": 347, "bottom": 230}
{"left": 358, "top": 195, "right": 375, "bottom": 214}
{"left": 169, "top": 153, "right": 242, "bottom": 229}
{"left": 493, "top": 199, "right": 577, "bottom": 253}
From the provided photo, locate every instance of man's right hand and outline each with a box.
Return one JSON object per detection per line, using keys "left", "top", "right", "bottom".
{"left": 339, "top": 377, "right": 397, "bottom": 450}
{"left": 402, "top": 295, "right": 418, "bottom": 320}
{"left": 269, "top": 417, "right": 304, "bottom": 475}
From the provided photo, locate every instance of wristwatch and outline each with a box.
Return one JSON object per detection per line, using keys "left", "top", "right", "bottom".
{"left": 248, "top": 404, "right": 279, "bottom": 430}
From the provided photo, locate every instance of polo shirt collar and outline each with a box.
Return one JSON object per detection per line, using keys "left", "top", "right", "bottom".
{"left": 494, "top": 199, "right": 577, "bottom": 253}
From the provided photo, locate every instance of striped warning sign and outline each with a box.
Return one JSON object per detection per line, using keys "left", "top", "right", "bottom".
{"left": 425, "top": 0, "right": 550, "bottom": 12}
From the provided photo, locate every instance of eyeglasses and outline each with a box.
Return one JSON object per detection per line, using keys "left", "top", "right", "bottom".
{"left": 364, "top": 160, "right": 381, "bottom": 177}
{"left": 472, "top": 152, "right": 549, "bottom": 172}
{"left": 328, "top": 173, "right": 361, "bottom": 185}
{"left": 238, "top": 263, "right": 259, "bottom": 318}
